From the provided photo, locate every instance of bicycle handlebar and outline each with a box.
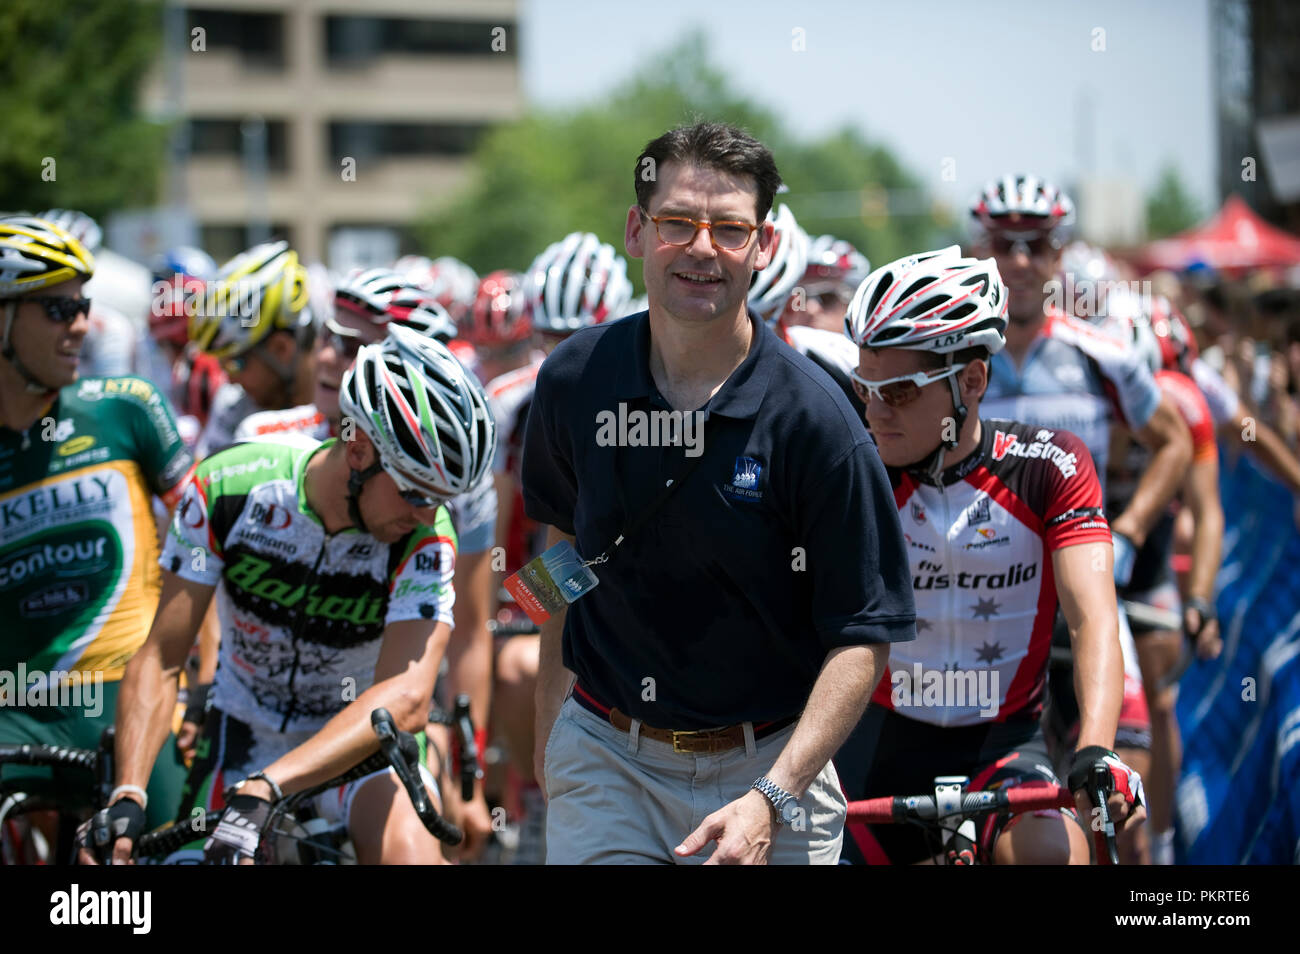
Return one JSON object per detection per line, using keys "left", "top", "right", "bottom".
{"left": 371, "top": 708, "right": 462, "bottom": 847}
{"left": 0, "top": 743, "right": 100, "bottom": 774}
{"left": 846, "top": 782, "right": 1075, "bottom": 824}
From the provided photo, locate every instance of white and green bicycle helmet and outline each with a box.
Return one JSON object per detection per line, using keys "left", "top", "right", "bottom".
{"left": 339, "top": 323, "right": 495, "bottom": 512}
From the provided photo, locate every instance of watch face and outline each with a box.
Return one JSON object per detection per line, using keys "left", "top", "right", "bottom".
{"left": 780, "top": 799, "right": 801, "bottom": 825}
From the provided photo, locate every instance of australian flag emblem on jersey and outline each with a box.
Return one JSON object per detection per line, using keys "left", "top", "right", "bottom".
{"left": 724, "top": 456, "right": 763, "bottom": 500}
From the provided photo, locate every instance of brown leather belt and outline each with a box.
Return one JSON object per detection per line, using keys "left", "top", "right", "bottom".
{"left": 572, "top": 683, "right": 797, "bottom": 755}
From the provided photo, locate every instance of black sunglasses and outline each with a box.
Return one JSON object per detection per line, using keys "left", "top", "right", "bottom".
{"left": 8, "top": 296, "right": 94, "bottom": 323}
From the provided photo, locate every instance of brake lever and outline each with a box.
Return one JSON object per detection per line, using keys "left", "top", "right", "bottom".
{"left": 1087, "top": 763, "right": 1119, "bottom": 865}
{"left": 370, "top": 708, "right": 433, "bottom": 820}
{"left": 452, "top": 693, "right": 480, "bottom": 802}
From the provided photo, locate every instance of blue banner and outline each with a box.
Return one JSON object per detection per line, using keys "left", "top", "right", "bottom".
{"left": 1175, "top": 448, "right": 1300, "bottom": 864}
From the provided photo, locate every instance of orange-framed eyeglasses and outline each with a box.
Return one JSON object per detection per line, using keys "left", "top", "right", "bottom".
{"left": 638, "top": 208, "right": 759, "bottom": 251}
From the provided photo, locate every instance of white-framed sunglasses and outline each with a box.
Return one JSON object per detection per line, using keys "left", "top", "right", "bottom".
{"left": 850, "top": 363, "right": 967, "bottom": 408}
{"left": 380, "top": 457, "right": 449, "bottom": 510}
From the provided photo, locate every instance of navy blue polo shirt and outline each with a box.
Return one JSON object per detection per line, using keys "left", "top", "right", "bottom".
{"left": 521, "top": 311, "right": 915, "bottom": 728}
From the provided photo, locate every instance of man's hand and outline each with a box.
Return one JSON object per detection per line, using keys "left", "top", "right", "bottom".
{"left": 1184, "top": 604, "right": 1223, "bottom": 661}
{"left": 203, "top": 792, "right": 273, "bottom": 865}
{"left": 75, "top": 797, "right": 146, "bottom": 865}
{"left": 442, "top": 785, "right": 493, "bottom": 862}
{"left": 674, "top": 789, "right": 776, "bottom": 865}
{"left": 1068, "top": 747, "right": 1147, "bottom": 846}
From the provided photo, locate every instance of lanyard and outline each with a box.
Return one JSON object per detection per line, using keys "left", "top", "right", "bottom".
{"left": 580, "top": 414, "right": 713, "bottom": 568}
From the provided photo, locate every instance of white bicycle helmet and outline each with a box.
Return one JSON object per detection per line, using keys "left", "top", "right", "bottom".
{"left": 748, "top": 204, "right": 807, "bottom": 323}
{"left": 37, "top": 209, "right": 103, "bottom": 253}
{"left": 339, "top": 323, "right": 495, "bottom": 504}
{"left": 335, "top": 267, "right": 457, "bottom": 343}
{"left": 845, "top": 246, "right": 1008, "bottom": 356}
{"left": 192, "top": 240, "right": 313, "bottom": 359}
{"left": 970, "top": 174, "right": 1075, "bottom": 236}
{"left": 526, "top": 231, "right": 633, "bottom": 334}
{"left": 396, "top": 255, "right": 479, "bottom": 323}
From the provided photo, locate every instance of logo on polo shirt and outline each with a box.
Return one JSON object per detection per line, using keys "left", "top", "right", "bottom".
{"left": 722, "top": 456, "right": 763, "bottom": 501}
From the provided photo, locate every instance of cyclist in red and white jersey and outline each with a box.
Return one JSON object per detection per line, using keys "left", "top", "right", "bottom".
{"left": 488, "top": 232, "right": 633, "bottom": 820}
{"left": 232, "top": 267, "right": 501, "bottom": 856}
{"left": 971, "top": 176, "right": 1192, "bottom": 787}
{"left": 834, "top": 246, "right": 1144, "bottom": 865}
{"left": 747, "top": 204, "right": 864, "bottom": 413}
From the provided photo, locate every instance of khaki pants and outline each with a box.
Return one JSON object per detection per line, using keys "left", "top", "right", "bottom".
{"left": 543, "top": 695, "right": 845, "bottom": 864}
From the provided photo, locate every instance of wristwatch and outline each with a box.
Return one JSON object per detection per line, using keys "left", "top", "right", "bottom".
{"left": 231, "top": 770, "right": 283, "bottom": 802}
{"left": 751, "top": 776, "right": 801, "bottom": 826}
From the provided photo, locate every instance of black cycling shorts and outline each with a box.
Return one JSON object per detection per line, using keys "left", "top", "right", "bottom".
{"left": 835, "top": 705, "right": 1064, "bottom": 865}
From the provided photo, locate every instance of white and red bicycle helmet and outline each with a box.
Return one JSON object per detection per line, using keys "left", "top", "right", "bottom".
{"left": 525, "top": 231, "right": 633, "bottom": 334}
{"left": 334, "top": 267, "right": 457, "bottom": 343}
{"left": 845, "top": 246, "right": 1008, "bottom": 356}
{"left": 970, "top": 173, "right": 1075, "bottom": 237}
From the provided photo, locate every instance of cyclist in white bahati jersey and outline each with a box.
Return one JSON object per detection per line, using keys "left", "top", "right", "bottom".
{"left": 84, "top": 326, "right": 495, "bottom": 865}
{"left": 232, "top": 266, "right": 501, "bottom": 857}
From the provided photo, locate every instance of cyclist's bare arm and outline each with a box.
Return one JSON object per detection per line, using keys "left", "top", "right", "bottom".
{"left": 533, "top": 525, "right": 576, "bottom": 787}
{"left": 446, "top": 548, "right": 493, "bottom": 731}
{"left": 79, "top": 572, "right": 216, "bottom": 864}
{"left": 246, "top": 619, "right": 451, "bottom": 799}
{"left": 1182, "top": 452, "right": 1224, "bottom": 657}
{"left": 441, "top": 546, "right": 494, "bottom": 853}
{"left": 116, "top": 572, "right": 216, "bottom": 796}
{"left": 1111, "top": 394, "right": 1192, "bottom": 545}
{"left": 1053, "top": 543, "right": 1144, "bottom": 830}
{"left": 1053, "top": 543, "right": 1122, "bottom": 751}
{"left": 1221, "top": 408, "right": 1300, "bottom": 495}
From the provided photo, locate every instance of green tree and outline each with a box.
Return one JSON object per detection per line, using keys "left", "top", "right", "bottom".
{"left": 416, "top": 33, "right": 938, "bottom": 285}
{"left": 0, "top": 0, "right": 167, "bottom": 218}
{"left": 1145, "top": 164, "right": 1202, "bottom": 239}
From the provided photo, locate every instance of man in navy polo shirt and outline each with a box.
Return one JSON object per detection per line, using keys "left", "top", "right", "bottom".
{"left": 522, "top": 122, "right": 915, "bottom": 864}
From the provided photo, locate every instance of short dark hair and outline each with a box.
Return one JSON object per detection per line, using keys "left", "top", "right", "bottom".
{"left": 634, "top": 122, "right": 783, "bottom": 223}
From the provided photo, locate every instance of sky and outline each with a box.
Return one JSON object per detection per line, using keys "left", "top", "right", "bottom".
{"left": 520, "top": 0, "right": 1216, "bottom": 218}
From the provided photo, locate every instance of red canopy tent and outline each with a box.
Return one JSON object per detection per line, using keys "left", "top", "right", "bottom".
{"left": 1135, "top": 194, "right": 1300, "bottom": 274}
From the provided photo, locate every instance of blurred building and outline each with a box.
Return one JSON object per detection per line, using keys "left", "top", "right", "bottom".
{"left": 1213, "top": 0, "right": 1300, "bottom": 231}
{"left": 139, "top": 0, "right": 522, "bottom": 267}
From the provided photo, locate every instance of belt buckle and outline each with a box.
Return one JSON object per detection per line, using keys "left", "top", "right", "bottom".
{"left": 671, "top": 727, "right": 725, "bottom": 754}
